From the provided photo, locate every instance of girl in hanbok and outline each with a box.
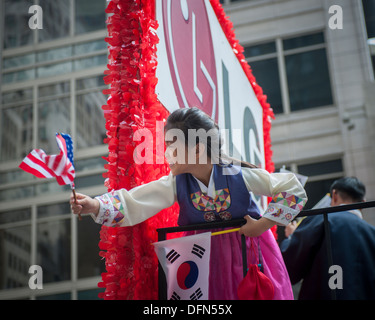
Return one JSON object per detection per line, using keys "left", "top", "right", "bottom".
{"left": 71, "top": 107, "right": 307, "bottom": 300}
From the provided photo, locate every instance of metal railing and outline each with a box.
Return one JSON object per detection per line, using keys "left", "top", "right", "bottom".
{"left": 156, "top": 200, "right": 375, "bottom": 300}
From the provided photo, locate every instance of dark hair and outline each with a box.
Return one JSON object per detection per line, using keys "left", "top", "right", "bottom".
{"left": 330, "top": 177, "right": 366, "bottom": 203}
{"left": 164, "top": 107, "right": 257, "bottom": 168}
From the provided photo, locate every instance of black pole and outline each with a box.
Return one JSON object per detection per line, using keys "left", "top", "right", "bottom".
{"left": 157, "top": 230, "right": 167, "bottom": 300}
{"left": 323, "top": 213, "right": 336, "bottom": 300}
{"left": 299, "top": 200, "right": 375, "bottom": 217}
{"left": 241, "top": 234, "right": 248, "bottom": 277}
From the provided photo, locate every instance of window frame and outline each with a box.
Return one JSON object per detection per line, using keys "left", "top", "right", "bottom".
{"left": 245, "top": 30, "right": 335, "bottom": 115}
{"left": 276, "top": 157, "right": 345, "bottom": 209}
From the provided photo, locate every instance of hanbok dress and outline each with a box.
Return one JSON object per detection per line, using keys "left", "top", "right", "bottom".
{"left": 92, "top": 164, "right": 307, "bottom": 300}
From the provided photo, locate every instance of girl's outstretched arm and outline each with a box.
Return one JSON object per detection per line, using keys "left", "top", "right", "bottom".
{"left": 70, "top": 173, "right": 177, "bottom": 227}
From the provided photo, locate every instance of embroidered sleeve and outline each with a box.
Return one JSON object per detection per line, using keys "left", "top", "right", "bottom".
{"left": 262, "top": 192, "right": 307, "bottom": 225}
{"left": 241, "top": 168, "right": 308, "bottom": 226}
{"left": 93, "top": 192, "right": 126, "bottom": 227}
{"left": 91, "top": 173, "right": 177, "bottom": 227}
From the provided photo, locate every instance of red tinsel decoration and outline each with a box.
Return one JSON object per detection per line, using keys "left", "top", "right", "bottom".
{"left": 98, "top": 0, "right": 179, "bottom": 300}
{"left": 98, "top": 0, "right": 276, "bottom": 300}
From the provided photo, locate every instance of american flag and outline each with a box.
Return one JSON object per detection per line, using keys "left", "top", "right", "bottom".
{"left": 19, "top": 133, "right": 75, "bottom": 186}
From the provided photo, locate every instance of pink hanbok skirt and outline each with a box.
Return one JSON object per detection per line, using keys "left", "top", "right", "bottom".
{"left": 185, "top": 229, "right": 293, "bottom": 300}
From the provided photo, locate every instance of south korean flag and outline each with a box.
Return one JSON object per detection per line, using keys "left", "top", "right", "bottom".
{"left": 153, "top": 232, "right": 211, "bottom": 300}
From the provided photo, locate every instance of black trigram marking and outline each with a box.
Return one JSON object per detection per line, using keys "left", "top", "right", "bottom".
{"left": 170, "top": 291, "right": 181, "bottom": 300}
{"left": 166, "top": 249, "right": 180, "bottom": 263}
{"left": 191, "top": 244, "right": 205, "bottom": 259}
{"left": 190, "top": 288, "right": 203, "bottom": 300}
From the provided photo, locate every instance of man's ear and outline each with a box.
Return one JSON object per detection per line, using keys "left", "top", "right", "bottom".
{"left": 331, "top": 189, "right": 339, "bottom": 205}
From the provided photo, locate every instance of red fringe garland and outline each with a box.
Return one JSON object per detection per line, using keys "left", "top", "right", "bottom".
{"left": 98, "top": 0, "right": 276, "bottom": 300}
{"left": 98, "top": 0, "right": 179, "bottom": 300}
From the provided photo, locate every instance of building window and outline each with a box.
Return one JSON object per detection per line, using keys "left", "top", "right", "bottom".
{"left": 0, "top": 102, "right": 33, "bottom": 162}
{"left": 275, "top": 159, "right": 344, "bottom": 243}
{"left": 245, "top": 42, "right": 283, "bottom": 114}
{"left": 3, "top": 0, "right": 34, "bottom": 49}
{"left": 298, "top": 159, "right": 343, "bottom": 208}
{"left": 362, "top": 0, "right": 375, "bottom": 78}
{"left": 0, "top": 203, "right": 106, "bottom": 291}
{"left": 2, "top": 39, "right": 108, "bottom": 85}
{"left": 277, "top": 159, "right": 344, "bottom": 210}
{"left": 36, "top": 204, "right": 72, "bottom": 284}
{"left": 75, "top": 0, "right": 106, "bottom": 35}
{"left": 1, "top": 73, "right": 107, "bottom": 162}
{"left": 0, "top": 209, "right": 32, "bottom": 290}
{"left": 38, "top": 82, "right": 71, "bottom": 153}
{"left": 38, "top": 0, "right": 70, "bottom": 42}
{"left": 363, "top": 0, "right": 375, "bottom": 39}
{"left": 244, "top": 32, "right": 334, "bottom": 114}
{"left": 76, "top": 75, "right": 107, "bottom": 149}
{"left": 3, "top": 0, "right": 106, "bottom": 49}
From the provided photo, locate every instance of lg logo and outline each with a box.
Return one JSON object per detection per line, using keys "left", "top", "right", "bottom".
{"left": 162, "top": 0, "right": 219, "bottom": 121}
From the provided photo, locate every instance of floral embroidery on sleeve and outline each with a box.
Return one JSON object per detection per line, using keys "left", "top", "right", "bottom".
{"left": 263, "top": 192, "right": 306, "bottom": 225}
{"left": 95, "top": 192, "right": 126, "bottom": 227}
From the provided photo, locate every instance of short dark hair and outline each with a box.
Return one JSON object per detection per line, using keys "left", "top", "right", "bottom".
{"left": 330, "top": 177, "right": 366, "bottom": 202}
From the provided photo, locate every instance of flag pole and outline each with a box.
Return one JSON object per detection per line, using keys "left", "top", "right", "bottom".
{"left": 71, "top": 182, "right": 81, "bottom": 221}
{"left": 152, "top": 227, "right": 242, "bottom": 240}
{"left": 211, "top": 228, "right": 240, "bottom": 237}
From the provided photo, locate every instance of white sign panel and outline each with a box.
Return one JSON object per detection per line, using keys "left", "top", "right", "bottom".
{"left": 156, "top": 0, "right": 265, "bottom": 168}
{"left": 155, "top": 0, "right": 267, "bottom": 208}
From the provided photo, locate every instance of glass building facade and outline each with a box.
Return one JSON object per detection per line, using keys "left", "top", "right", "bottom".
{"left": 0, "top": 0, "right": 108, "bottom": 299}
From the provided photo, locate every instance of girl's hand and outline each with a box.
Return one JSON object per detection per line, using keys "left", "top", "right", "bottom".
{"left": 70, "top": 193, "right": 100, "bottom": 217}
{"left": 239, "top": 215, "right": 276, "bottom": 237}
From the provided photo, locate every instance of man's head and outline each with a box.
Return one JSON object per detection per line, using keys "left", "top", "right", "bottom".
{"left": 330, "top": 177, "right": 366, "bottom": 206}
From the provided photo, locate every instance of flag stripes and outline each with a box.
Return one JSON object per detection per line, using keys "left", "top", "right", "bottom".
{"left": 19, "top": 150, "right": 56, "bottom": 179}
{"left": 19, "top": 133, "right": 75, "bottom": 186}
